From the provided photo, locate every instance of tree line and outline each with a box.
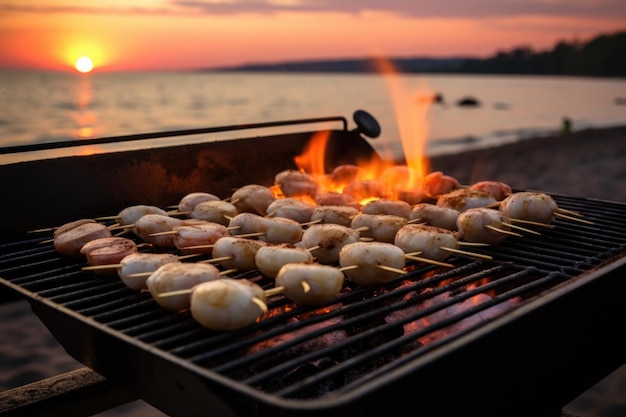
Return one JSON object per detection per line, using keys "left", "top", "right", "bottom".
{"left": 213, "top": 30, "right": 625, "bottom": 77}
{"left": 458, "top": 30, "right": 626, "bottom": 77}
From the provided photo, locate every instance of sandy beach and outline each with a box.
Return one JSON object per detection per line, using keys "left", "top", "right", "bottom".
{"left": 1, "top": 125, "right": 626, "bottom": 416}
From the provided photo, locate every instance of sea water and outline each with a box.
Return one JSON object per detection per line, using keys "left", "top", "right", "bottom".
{"left": 1, "top": 69, "right": 625, "bottom": 164}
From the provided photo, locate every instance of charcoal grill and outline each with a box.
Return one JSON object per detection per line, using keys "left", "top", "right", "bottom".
{"left": 1, "top": 111, "right": 625, "bottom": 417}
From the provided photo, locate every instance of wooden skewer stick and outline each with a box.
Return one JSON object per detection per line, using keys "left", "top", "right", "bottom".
{"left": 457, "top": 241, "right": 491, "bottom": 247}
{"left": 339, "top": 264, "right": 409, "bottom": 276}
{"left": 485, "top": 225, "right": 523, "bottom": 237}
{"left": 555, "top": 207, "right": 584, "bottom": 217}
{"left": 403, "top": 254, "right": 455, "bottom": 268}
{"left": 179, "top": 253, "right": 205, "bottom": 260}
{"left": 94, "top": 215, "right": 120, "bottom": 221}
{"left": 501, "top": 222, "right": 541, "bottom": 235}
{"left": 112, "top": 229, "right": 132, "bottom": 237}
{"left": 407, "top": 218, "right": 423, "bottom": 224}
{"left": 554, "top": 211, "right": 594, "bottom": 224}
{"left": 156, "top": 288, "right": 193, "bottom": 297}
{"left": 250, "top": 297, "right": 268, "bottom": 313}
{"left": 338, "top": 265, "right": 360, "bottom": 272}
{"left": 180, "top": 244, "right": 214, "bottom": 250}
{"left": 264, "top": 286, "right": 285, "bottom": 297}
{"left": 508, "top": 218, "right": 554, "bottom": 228}
{"left": 28, "top": 226, "right": 59, "bottom": 233}
{"left": 82, "top": 263, "right": 123, "bottom": 271}
{"left": 150, "top": 230, "right": 179, "bottom": 237}
{"left": 108, "top": 224, "right": 136, "bottom": 231}
{"left": 265, "top": 279, "right": 312, "bottom": 298}
{"left": 234, "top": 232, "right": 267, "bottom": 238}
{"left": 376, "top": 265, "right": 408, "bottom": 275}
{"left": 166, "top": 210, "right": 190, "bottom": 217}
{"left": 123, "top": 271, "right": 153, "bottom": 279}
{"left": 298, "top": 219, "right": 323, "bottom": 227}
{"left": 199, "top": 256, "right": 234, "bottom": 264}
{"left": 438, "top": 246, "right": 493, "bottom": 260}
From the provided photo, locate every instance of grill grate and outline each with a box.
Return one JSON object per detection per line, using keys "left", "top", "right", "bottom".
{"left": 2, "top": 193, "right": 626, "bottom": 412}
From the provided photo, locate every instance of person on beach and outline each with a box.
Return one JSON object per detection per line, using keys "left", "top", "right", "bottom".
{"left": 562, "top": 117, "right": 572, "bottom": 135}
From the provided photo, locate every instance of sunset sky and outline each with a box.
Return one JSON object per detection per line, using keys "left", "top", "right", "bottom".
{"left": 0, "top": 0, "right": 625, "bottom": 72}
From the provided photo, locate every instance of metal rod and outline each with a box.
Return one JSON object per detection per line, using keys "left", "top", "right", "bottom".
{"left": 0, "top": 116, "right": 348, "bottom": 155}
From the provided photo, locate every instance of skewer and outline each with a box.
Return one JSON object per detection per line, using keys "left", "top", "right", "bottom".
{"left": 250, "top": 297, "right": 268, "bottom": 313}
{"left": 501, "top": 222, "right": 542, "bottom": 235}
{"left": 180, "top": 244, "right": 215, "bottom": 251}
{"left": 166, "top": 210, "right": 190, "bottom": 217}
{"left": 508, "top": 218, "right": 554, "bottom": 228}
{"left": 375, "top": 264, "right": 408, "bottom": 275}
{"left": 338, "top": 265, "right": 360, "bottom": 272}
{"left": 28, "top": 226, "right": 59, "bottom": 233}
{"left": 555, "top": 207, "right": 584, "bottom": 217}
{"left": 112, "top": 229, "right": 132, "bottom": 237}
{"left": 457, "top": 241, "right": 491, "bottom": 246}
{"left": 403, "top": 254, "right": 455, "bottom": 268}
{"left": 438, "top": 247, "right": 493, "bottom": 260}
{"left": 298, "top": 219, "right": 323, "bottom": 227}
{"left": 199, "top": 256, "right": 235, "bottom": 264}
{"left": 485, "top": 225, "right": 523, "bottom": 237}
{"left": 108, "top": 223, "right": 136, "bottom": 231}
{"left": 554, "top": 211, "right": 594, "bottom": 224}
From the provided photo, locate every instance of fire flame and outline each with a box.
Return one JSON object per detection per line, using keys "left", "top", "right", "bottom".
{"left": 293, "top": 57, "right": 433, "bottom": 204}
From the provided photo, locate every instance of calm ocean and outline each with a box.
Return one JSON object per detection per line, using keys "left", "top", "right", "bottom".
{"left": 1, "top": 69, "right": 625, "bottom": 164}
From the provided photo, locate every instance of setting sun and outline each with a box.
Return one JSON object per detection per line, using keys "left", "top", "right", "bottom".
{"left": 75, "top": 56, "right": 94, "bottom": 73}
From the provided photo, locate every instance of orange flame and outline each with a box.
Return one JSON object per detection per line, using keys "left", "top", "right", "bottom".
{"left": 372, "top": 57, "right": 431, "bottom": 190}
{"left": 293, "top": 57, "right": 433, "bottom": 203}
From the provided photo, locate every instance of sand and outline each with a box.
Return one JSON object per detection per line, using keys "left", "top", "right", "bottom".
{"left": 428, "top": 125, "right": 626, "bottom": 202}
{"left": 2, "top": 125, "right": 626, "bottom": 416}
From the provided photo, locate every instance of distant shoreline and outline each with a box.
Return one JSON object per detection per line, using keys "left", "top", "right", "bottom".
{"left": 206, "top": 29, "right": 626, "bottom": 78}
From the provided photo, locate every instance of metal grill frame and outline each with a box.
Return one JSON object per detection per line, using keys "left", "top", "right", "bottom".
{"left": 1, "top": 113, "right": 626, "bottom": 417}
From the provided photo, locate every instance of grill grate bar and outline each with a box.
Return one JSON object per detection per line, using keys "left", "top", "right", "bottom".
{"left": 211, "top": 264, "right": 516, "bottom": 376}
{"left": 179, "top": 263, "right": 473, "bottom": 364}
{"left": 269, "top": 267, "right": 562, "bottom": 398}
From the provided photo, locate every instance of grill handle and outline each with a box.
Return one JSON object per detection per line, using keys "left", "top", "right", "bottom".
{"left": 0, "top": 115, "right": 352, "bottom": 155}
{"left": 352, "top": 109, "right": 381, "bottom": 138}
